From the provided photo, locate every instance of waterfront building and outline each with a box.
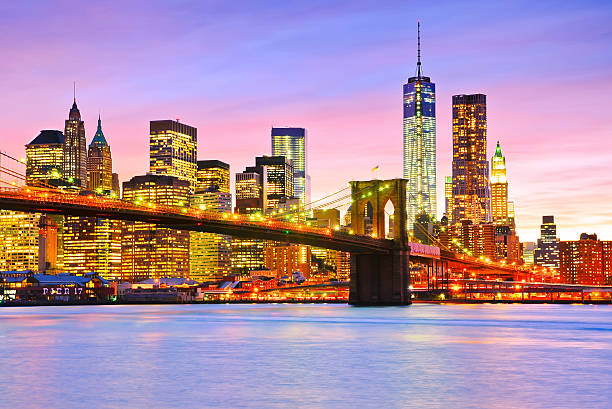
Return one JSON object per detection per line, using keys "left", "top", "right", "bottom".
{"left": 190, "top": 191, "right": 232, "bottom": 282}
{"left": 62, "top": 216, "right": 122, "bottom": 279}
{"left": 0, "top": 211, "right": 39, "bottom": 271}
{"left": 87, "top": 115, "right": 113, "bottom": 193}
{"left": 38, "top": 215, "right": 59, "bottom": 273}
{"left": 149, "top": 120, "right": 197, "bottom": 189}
{"left": 403, "top": 22, "right": 436, "bottom": 229}
{"left": 271, "top": 127, "right": 309, "bottom": 205}
{"left": 534, "top": 216, "right": 560, "bottom": 268}
{"left": 63, "top": 97, "right": 87, "bottom": 187}
{"left": 451, "top": 94, "right": 490, "bottom": 224}
{"left": 490, "top": 142, "right": 508, "bottom": 225}
{"left": 121, "top": 174, "right": 190, "bottom": 281}
{"left": 195, "top": 160, "right": 230, "bottom": 194}
{"left": 336, "top": 251, "right": 351, "bottom": 281}
{"left": 25, "top": 130, "right": 64, "bottom": 187}
{"left": 559, "top": 233, "right": 608, "bottom": 285}
{"left": 264, "top": 244, "right": 311, "bottom": 279}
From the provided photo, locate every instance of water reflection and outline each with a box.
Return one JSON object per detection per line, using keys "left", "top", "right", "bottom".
{"left": 0, "top": 304, "right": 610, "bottom": 409}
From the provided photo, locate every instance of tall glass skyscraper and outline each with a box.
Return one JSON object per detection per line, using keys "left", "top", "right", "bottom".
{"left": 63, "top": 97, "right": 87, "bottom": 187}
{"left": 150, "top": 120, "right": 197, "bottom": 190}
{"left": 271, "top": 127, "right": 308, "bottom": 205}
{"left": 403, "top": 22, "right": 436, "bottom": 230}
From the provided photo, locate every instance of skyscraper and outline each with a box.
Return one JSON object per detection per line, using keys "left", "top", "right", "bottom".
{"left": 535, "top": 216, "right": 560, "bottom": 268}
{"left": 25, "top": 130, "right": 64, "bottom": 187}
{"left": 490, "top": 141, "right": 508, "bottom": 225}
{"left": 559, "top": 233, "right": 607, "bottom": 285}
{"left": 64, "top": 116, "right": 121, "bottom": 279}
{"left": 150, "top": 120, "right": 197, "bottom": 189}
{"left": 444, "top": 176, "right": 453, "bottom": 218}
{"left": 249, "top": 156, "right": 294, "bottom": 212}
{"left": 63, "top": 97, "right": 87, "bottom": 187}
{"left": 0, "top": 211, "right": 39, "bottom": 271}
{"left": 451, "top": 94, "right": 490, "bottom": 224}
{"left": 121, "top": 175, "right": 190, "bottom": 281}
{"left": 271, "top": 127, "right": 309, "bottom": 205}
{"left": 190, "top": 160, "right": 232, "bottom": 282}
{"left": 87, "top": 115, "right": 113, "bottom": 193}
{"left": 403, "top": 22, "right": 436, "bottom": 229}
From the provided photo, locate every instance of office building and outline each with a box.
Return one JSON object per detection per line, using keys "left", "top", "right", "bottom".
{"left": 271, "top": 127, "right": 309, "bottom": 205}
{"left": 559, "top": 233, "right": 608, "bottom": 285}
{"left": 25, "top": 130, "right": 64, "bottom": 187}
{"left": 0, "top": 211, "right": 40, "bottom": 271}
{"left": 495, "top": 225, "right": 520, "bottom": 262}
{"left": 490, "top": 141, "right": 508, "bottom": 225}
{"left": 248, "top": 156, "right": 294, "bottom": 212}
{"left": 522, "top": 242, "right": 536, "bottom": 265}
{"left": 121, "top": 174, "right": 190, "bottom": 281}
{"left": 195, "top": 160, "right": 230, "bottom": 194}
{"left": 190, "top": 161, "right": 232, "bottom": 281}
{"left": 451, "top": 94, "right": 490, "bottom": 224}
{"left": 87, "top": 115, "right": 113, "bottom": 193}
{"left": 460, "top": 220, "right": 496, "bottom": 260}
{"left": 403, "top": 22, "right": 436, "bottom": 228}
{"left": 63, "top": 97, "right": 87, "bottom": 187}
{"left": 150, "top": 120, "right": 197, "bottom": 189}
{"left": 265, "top": 244, "right": 311, "bottom": 279}
{"left": 534, "top": 216, "right": 560, "bottom": 268}
{"left": 444, "top": 176, "right": 453, "bottom": 218}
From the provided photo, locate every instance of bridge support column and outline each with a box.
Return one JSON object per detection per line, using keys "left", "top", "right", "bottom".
{"left": 349, "top": 245, "right": 411, "bottom": 306}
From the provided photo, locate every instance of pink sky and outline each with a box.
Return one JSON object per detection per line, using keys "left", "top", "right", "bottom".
{"left": 1, "top": 0, "right": 611, "bottom": 242}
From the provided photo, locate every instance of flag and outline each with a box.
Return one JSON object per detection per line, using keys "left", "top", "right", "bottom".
{"left": 371, "top": 165, "right": 379, "bottom": 172}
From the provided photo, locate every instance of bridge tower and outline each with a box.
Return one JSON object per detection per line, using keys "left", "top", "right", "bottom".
{"left": 349, "top": 179, "right": 411, "bottom": 305}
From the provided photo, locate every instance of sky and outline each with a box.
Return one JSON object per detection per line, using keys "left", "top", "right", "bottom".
{"left": 1, "top": 0, "right": 611, "bottom": 242}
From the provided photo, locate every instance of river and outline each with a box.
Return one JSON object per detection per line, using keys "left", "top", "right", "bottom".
{"left": 0, "top": 303, "right": 610, "bottom": 408}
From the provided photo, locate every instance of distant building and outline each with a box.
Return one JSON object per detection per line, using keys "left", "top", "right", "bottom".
{"left": 312, "top": 209, "right": 340, "bottom": 230}
{"left": 121, "top": 174, "right": 190, "bottom": 281}
{"left": 495, "top": 225, "right": 520, "bottom": 262}
{"left": 63, "top": 98, "right": 87, "bottom": 187}
{"left": 86, "top": 115, "right": 113, "bottom": 193}
{"left": 404, "top": 22, "right": 436, "bottom": 230}
{"left": 451, "top": 94, "right": 490, "bottom": 224}
{"left": 235, "top": 171, "right": 265, "bottom": 213}
{"left": 196, "top": 160, "right": 230, "bottom": 194}
{"left": 190, "top": 191, "right": 232, "bottom": 282}
{"left": 559, "top": 233, "right": 610, "bottom": 285}
{"left": 460, "top": 221, "right": 496, "bottom": 260}
{"left": 534, "top": 216, "right": 560, "bottom": 268}
{"left": 149, "top": 120, "right": 197, "bottom": 189}
{"left": 522, "top": 241, "right": 536, "bottom": 265}
{"left": 490, "top": 141, "right": 508, "bottom": 225}
{"left": 265, "top": 244, "right": 311, "bottom": 279}
{"left": 271, "top": 127, "right": 309, "bottom": 205}
{"left": 25, "top": 130, "right": 64, "bottom": 187}
{"left": 444, "top": 176, "right": 453, "bottom": 218}
{"left": 250, "top": 156, "right": 295, "bottom": 212}
{"left": 0, "top": 211, "right": 39, "bottom": 272}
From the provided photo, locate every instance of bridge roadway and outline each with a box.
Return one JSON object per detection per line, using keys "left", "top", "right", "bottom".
{"left": 0, "top": 187, "right": 393, "bottom": 254}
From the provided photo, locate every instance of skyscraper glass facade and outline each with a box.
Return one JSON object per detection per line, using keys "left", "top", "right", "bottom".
{"left": 403, "top": 77, "right": 436, "bottom": 228}
{"left": 535, "top": 215, "right": 560, "bottom": 268}
{"left": 490, "top": 141, "right": 508, "bottom": 225}
{"left": 63, "top": 100, "right": 87, "bottom": 187}
{"left": 271, "top": 127, "right": 308, "bottom": 205}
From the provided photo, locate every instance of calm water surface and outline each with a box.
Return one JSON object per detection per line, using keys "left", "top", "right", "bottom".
{"left": 0, "top": 303, "right": 610, "bottom": 409}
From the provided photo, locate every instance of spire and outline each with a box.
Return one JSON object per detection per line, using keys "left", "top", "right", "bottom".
{"left": 73, "top": 81, "right": 76, "bottom": 103}
{"left": 416, "top": 21, "right": 422, "bottom": 79}
{"left": 90, "top": 113, "right": 108, "bottom": 148}
{"left": 494, "top": 141, "right": 503, "bottom": 157}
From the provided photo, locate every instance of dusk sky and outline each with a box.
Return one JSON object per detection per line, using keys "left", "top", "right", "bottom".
{"left": 1, "top": 0, "right": 611, "bottom": 241}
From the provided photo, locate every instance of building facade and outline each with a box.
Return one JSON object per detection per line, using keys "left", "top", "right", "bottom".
{"left": 121, "top": 175, "right": 190, "bottom": 281}
{"left": 25, "top": 130, "right": 64, "bottom": 187}
{"left": 271, "top": 127, "right": 309, "bottom": 205}
{"left": 149, "top": 120, "right": 197, "bottom": 189}
{"left": 264, "top": 244, "right": 311, "bottom": 279}
{"left": 451, "top": 94, "right": 490, "bottom": 224}
{"left": 490, "top": 141, "right": 508, "bottom": 225}
{"left": 63, "top": 99, "right": 87, "bottom": 187}
{"left": 87, "top": 115, "right": 113, "bottom": 194}
{"left": 534, "top": 216, "right": 560, "bottom": 268}
{"left": 559, "top": 233, "right": 609, "bottom": 285}
{"left": 0, "top": 211, "right": 40, "bottom": 271}
{"left": 403, "top": 23, "right": 436, "bottom": 229}
{"left": 195, "top": 160, "right": 230, "bottom": 194}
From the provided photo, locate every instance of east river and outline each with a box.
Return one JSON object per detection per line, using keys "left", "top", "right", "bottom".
{"left": 0, "top": 304, "right": 610, "bottom": 408}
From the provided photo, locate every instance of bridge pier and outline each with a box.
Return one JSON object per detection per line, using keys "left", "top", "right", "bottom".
{"left": 349, "top": 245, "right": 411, "bottom": 306}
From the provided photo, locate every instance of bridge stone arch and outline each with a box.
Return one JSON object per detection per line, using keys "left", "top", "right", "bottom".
{"left": 349, "top": 179, "right": 411, "bottom": 305}
{"left": 350, "top": 179, "right": 408, "bottom": 244}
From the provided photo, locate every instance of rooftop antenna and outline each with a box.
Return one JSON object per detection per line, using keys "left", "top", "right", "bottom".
{"left": 416, "top": 21, "right": 422, "bottom": 78}
{"left": 73, "top": 81, "right": 76, "bottom": 103}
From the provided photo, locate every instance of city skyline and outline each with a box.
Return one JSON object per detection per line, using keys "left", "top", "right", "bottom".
{"left": 1, "top": 1, "right": 612, "bottom": 241}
